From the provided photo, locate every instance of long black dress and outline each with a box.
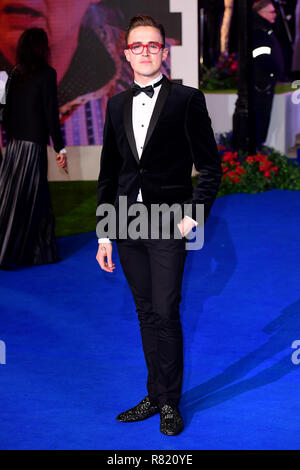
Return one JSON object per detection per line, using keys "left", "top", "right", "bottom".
{"left": 0, "top": 64, "right": 64, "bottom": 269}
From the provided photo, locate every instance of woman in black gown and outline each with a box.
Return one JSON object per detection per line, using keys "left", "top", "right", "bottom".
{"left": 0, "top": 28, "right": 67, "bottom": 269}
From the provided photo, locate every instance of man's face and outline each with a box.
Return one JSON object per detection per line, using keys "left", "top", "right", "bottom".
{"left": 0, "top": 0, "right": 96, "bottom": 63}
{"left": 124, "top": 26, "right": 168, "bottom": 82}
{"left": 258, "top": 3, "right": 277, "bottom": 23}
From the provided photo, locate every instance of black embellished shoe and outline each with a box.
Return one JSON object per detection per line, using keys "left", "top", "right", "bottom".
{"left": 116, "top": 396, "right": 159, "bottom": 422}
{"left": 159, "top": 404, "right": 184, "bottom": 436}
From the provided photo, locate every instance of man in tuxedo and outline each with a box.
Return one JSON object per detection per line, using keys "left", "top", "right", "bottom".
{"left": 96, "top": 15, "right": 221, "bottom": 436}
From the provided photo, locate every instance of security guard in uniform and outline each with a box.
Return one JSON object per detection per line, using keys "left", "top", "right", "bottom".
{"left": 252, "top": 0, "right": 284, "bottom": 147}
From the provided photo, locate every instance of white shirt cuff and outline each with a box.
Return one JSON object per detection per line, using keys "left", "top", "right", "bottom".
{"left": 98, "top": 238, "right": 111, "bottom": 244}
{"left": 184, "top": 215, "right": 198, "bottom": 226}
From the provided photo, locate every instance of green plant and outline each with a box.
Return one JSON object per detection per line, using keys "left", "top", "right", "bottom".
{"left": 201, "top": 53, "right": 239, "bottom": 91}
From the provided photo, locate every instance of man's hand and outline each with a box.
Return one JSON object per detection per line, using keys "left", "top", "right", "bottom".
{"left": 177, "top": 216, "right": 197, "bottom": 238}
{"left": 96, "top": 243, "right": 115, "bottom": 273}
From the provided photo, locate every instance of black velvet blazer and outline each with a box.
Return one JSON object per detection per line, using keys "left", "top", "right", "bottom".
{"left": 3, "top": 65, "right": 64, "bottom": 153}
{"left": 97, "top": 75, "right": 221, "bottom": 235}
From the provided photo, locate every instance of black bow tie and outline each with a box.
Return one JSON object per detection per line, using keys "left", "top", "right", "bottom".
{"left": 131, "top": 77, "right": 164, "bottom": 98}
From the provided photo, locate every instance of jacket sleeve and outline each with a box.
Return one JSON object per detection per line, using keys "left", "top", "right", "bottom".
{"left": 96, "top": 101, "right": 123, "bottom": 233}
{"left": 41, "top": 67, "right": 64, "bottom": 153}
{"left": 185, "top": 90, "right": 222, "bottom": 223}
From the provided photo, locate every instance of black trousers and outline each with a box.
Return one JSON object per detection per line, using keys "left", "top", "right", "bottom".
{"left": 116, "top": 236, "right": 187, "bottom": 408}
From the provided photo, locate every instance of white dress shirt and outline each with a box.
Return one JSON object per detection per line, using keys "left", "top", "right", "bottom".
{"left": 132, "top": 73, "right": 163, "bottom": 201}
{"left": 98, "top": 73, "right": 196, "bottom": 243}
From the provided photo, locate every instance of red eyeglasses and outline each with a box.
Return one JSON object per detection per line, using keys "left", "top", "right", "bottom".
{"left": 127, "top": 42, "right": 164, "bottom": 55}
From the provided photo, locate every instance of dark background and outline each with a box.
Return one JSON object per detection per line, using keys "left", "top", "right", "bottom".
{"left": 108, "top": 0, "right": 182, "bottom": 42}
{"left": 201, "top": 0, "right": 298, "bottom": 76}
{"left": 112, "top": 0, "right": 298, "bottom": 77}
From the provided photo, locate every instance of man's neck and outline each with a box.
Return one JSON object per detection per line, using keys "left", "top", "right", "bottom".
{"left": 134, "top": 71, "right": 162, "bottom": 87}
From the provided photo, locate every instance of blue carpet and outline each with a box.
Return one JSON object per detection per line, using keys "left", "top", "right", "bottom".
{"left": 0, "top": 189, "right": 300, "bottom": 450}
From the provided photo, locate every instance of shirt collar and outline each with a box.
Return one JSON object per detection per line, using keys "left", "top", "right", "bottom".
{"left": 134, "top": 73, "right": 163, "bottom": 88}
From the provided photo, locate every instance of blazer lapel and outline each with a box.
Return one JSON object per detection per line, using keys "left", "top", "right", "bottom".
{"left": 142, "top": 75, "right": 171, "bottom": 155}
{"left": 122, "top": 75, "right": 171, "bottom": 164}
{"left": 123, "top": 89, "right": 140, "bottom": 165}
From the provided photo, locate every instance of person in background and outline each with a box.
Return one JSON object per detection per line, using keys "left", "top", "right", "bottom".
{"left": 0, "top": 28, "right": 67, "bottom": 269}
{"left": 252, "top": 0, "right": 284, "bottom": 147}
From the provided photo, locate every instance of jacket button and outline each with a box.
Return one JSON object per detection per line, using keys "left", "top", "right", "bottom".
{"left": 139, "top": 168, "right": 146, "bottom": 174}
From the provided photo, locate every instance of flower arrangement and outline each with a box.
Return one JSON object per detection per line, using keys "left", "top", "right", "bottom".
{"left": 200, "top": 53, "right": 239, "bottom": 91}
{"left": 216, "top": 132, "right": 300, "bottom": 196}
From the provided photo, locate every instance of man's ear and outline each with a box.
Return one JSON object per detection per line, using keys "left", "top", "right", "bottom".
{"left": 124, "top": 49, "right": 131, "bottom": 63}
{"left": 162, "top": 47, "right": 169, "bottom": 62}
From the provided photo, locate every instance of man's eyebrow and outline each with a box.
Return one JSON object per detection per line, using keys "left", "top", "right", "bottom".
{"left": 131, "top": 41, "right": 157, "bottom": 44}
